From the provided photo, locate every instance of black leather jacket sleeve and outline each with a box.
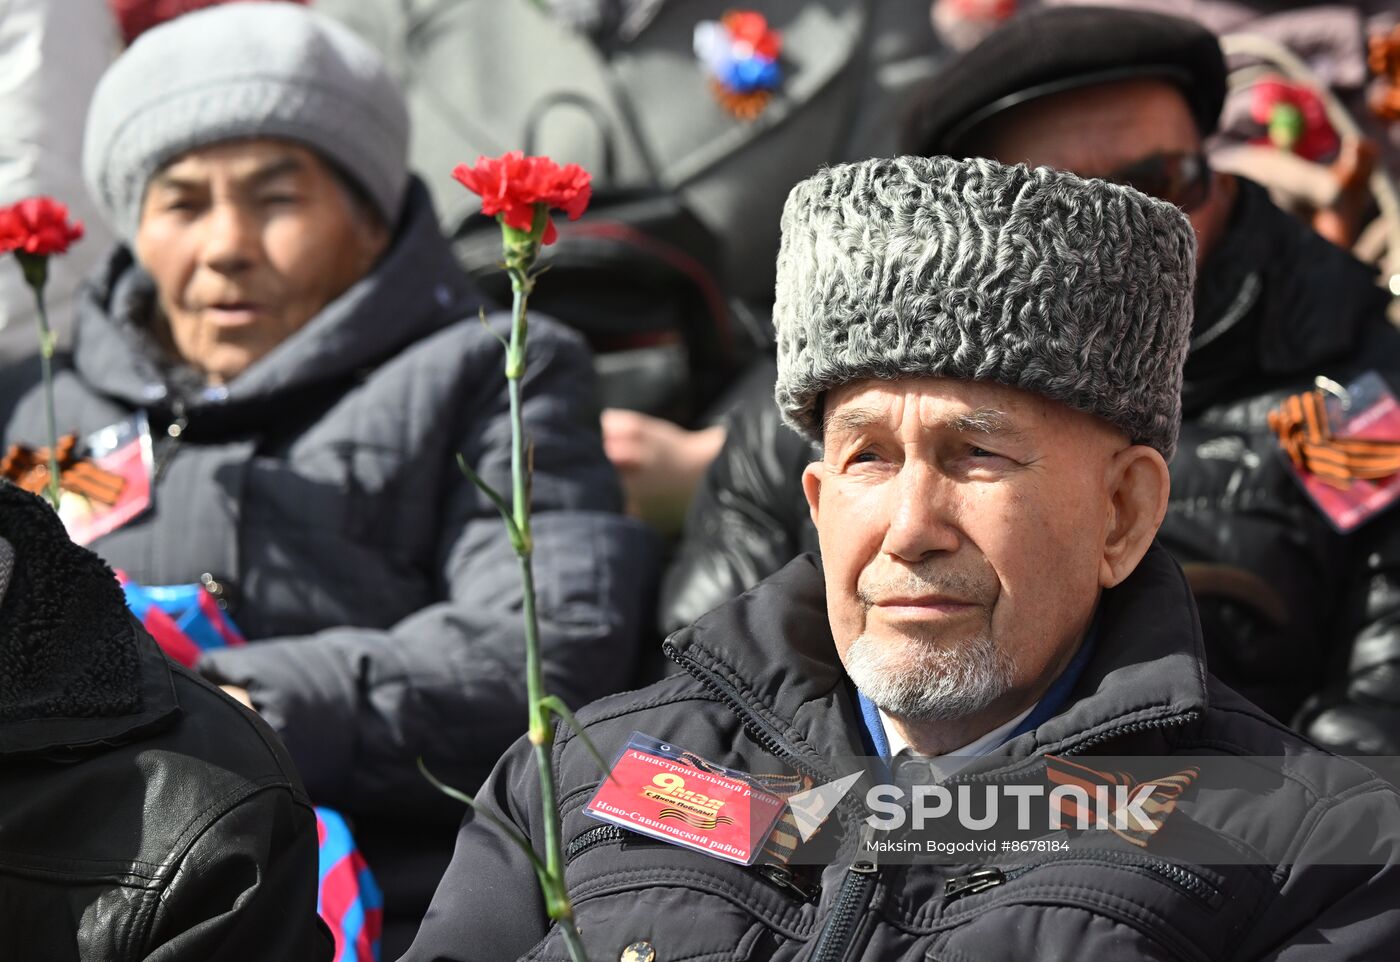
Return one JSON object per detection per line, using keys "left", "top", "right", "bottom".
{"left": 1300, "top": 512, "right": 1400, "bottom": 755}
{"left": 140, "top": 786, "right": 330, "bottom": 961}
{"left": 659, "top": 360, "right": 816, "bottom": 635}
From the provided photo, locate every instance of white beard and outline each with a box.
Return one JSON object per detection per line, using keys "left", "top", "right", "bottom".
{"left": 845, "top": 628, "right": 1015, "bottom": 722}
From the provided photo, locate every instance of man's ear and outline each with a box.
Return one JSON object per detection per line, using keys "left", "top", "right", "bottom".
{"left": 1100, "top": 445, "right": 1170, "bottom": 588}
{"left": 801, "top": 460, "right": 824, "bottom": 528}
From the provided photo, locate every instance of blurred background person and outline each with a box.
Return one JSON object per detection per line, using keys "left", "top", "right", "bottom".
{"left": 316, "top": 0, "right": 947, "bottom": 534}
{"left": 663, "top": 6, "right": 1400, "bottom": 757}
{"left": 0, "top": 1, "right": 317, "bottom": 416}
{"left": 2, "top": 4, "right": 656, "bottom": 952}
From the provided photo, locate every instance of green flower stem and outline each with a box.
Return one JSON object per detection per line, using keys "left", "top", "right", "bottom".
{"left": 16, "top": 252, "right": 60, "bottom": 510}
{"left": 503, "top": 204, "right": 587, "bottom": 961}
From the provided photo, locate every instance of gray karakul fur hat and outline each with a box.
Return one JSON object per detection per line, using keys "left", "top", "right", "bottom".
{"left": 774, "top": 155, "right": 1197, "bottom": 459}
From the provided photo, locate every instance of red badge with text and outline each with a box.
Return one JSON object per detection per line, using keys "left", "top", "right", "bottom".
{"left": 585, "top": 733, "right": 786, "bottom": 865}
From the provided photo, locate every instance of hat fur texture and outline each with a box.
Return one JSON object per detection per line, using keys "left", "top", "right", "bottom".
{"left": 774, "top": 155, "right": 1197, "bottom": 459}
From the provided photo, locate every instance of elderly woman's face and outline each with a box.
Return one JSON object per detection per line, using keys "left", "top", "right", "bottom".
{"left": 135, "top": 139, "right": 389, "bottom": 384}
{"left": 802, "top": 377, "right": 1163, "bottom": 729}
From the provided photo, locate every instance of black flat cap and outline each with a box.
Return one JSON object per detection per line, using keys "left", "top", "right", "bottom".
{"left": 903, "top": 5, "right": 1227, "bottom": 157}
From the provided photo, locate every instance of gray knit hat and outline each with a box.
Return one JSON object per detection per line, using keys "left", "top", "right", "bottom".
{"left": 774, "top": 156, "right": 1196, "bottom": 459}
{"left": 83, "top": 2, "right": 410, "bottom": 242}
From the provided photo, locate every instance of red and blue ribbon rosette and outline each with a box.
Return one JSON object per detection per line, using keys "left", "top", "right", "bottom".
{"left": 693, "top": 11, "right": 783, "bottom": 119}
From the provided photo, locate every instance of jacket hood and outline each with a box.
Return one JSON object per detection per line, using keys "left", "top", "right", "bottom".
{"left": 0, "top": 482, "right": 179, "bottom": 756}
{"left": 663, "top": 541, "right": 1209, "bottom": 773}
{"left": 69, "top": 177, "right": 486, "bottom": 415}
{"left": 1183, "top": 177, "right": 1388, "bottom": 412}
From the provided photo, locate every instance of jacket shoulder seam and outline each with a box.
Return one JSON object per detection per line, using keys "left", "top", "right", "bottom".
{"left": 168, "top": 660, "right": 313, "bottom": 801}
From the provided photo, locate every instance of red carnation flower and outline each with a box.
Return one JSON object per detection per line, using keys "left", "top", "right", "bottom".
{"left": 1, "top": 195, "right": 85, "bottom": 511}
{"left": 0, "top": 197, "right": 84, "bottom": 257}
{"left": 451, "top": 151, "right": 592, "bottom": 245}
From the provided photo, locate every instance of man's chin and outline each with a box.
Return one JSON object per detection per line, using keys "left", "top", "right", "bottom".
{"left": 840, "top": 633, "right": 957, "bottom": 690}
{"left": 841, "top": 628, "right": 1017, "bottom": 722}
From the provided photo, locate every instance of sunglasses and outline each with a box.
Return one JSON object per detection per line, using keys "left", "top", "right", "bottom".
{"left": 1101, "top": 151, "right": 1212, "bottom": 212}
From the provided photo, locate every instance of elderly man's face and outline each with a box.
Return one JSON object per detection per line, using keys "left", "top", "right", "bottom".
{"left": 803, "top": 377, "right": 1167, "bottom": 737}
{"left": 135, "top": 139, "right": 389, "bottom": 384}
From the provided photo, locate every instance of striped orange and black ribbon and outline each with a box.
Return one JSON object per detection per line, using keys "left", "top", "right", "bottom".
{"left": 0, "top": 436, "right": 126, "bottom": 504}
{"left": 1267, "top": 390, "right": 1400, "bottom": 490}
{"left": 1045, "top": 755, "right": 1199, "bottom": 848}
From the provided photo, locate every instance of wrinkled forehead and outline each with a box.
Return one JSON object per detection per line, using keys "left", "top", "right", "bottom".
{"left": 819, "top": 376, "right": 1118, "bottom": 446}
{"left": 824, "top": 376, "right": 1038, "bottom": 426}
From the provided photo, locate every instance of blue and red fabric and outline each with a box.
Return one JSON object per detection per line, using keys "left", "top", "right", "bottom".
{"left": 117, "top": 574, "right": 383, "bottom": 962}
{"left": 693, "top": 11, "right": 783, "bottom": 119}
{"left": 317, "top": 808, "right": 385, "bottom": 962}
{"left": 117, "top": 575, "right": 247, "bottom": 667}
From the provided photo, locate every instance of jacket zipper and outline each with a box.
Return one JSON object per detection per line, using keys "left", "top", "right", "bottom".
{"left": 1063, "top": 713, "right": 1201, "bottom": 755}
{"left": 943, "top": 848, "right": 1221, "bottom": 908}
{"left": 756, "top": 863, "right": 822, "bottom": 903}
{"left": 566, "top": 824, "right": 627, "bottom": 863}
{"left": 809, "top": 823, "right": 880, "bottom": 962}
{"left": 152, "top": 398, "right": 189, "bottom": 483}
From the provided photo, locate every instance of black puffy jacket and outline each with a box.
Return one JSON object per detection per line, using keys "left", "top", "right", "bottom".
{"left": 661, "top": 179, "right": 1400, "bottom": 751}
{"left": 408, "top": 547, "right": 1400, "bottom": 962}
{"left": 0, "top": 483, "right": 329, "bottom": 961}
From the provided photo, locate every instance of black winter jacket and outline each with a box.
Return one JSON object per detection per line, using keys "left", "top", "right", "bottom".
{"left": 2, "top": 181, "right": 659, "bottom": 944}
{"left": 407, "top": 545, "right": 1400, "bottom": 962}
{"left": 661, "top": 179, "right": 1400, "bottom": 750}
{"left": 0, "top": 483, "right": 329, "bottom": 962}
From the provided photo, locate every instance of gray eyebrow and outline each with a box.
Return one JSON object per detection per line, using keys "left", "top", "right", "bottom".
{"left": 822, "top": 406, "right": 888, "bottom": 439}
{"left": 823, "top": 404, "right": 1027, "bottom": 442}
{"left": 941, "top": 407, "right": 1026, "bottom": 441}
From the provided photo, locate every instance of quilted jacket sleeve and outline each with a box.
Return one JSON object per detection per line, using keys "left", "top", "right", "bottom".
{"left": 197, "top": 318, "right": 659, "bottom": 818}
{"left": 1242, "top": 778, "right": 1400, "bottom": 960}
{"left": 1298, "top": 515, "right": 1400, "bottom": 754}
